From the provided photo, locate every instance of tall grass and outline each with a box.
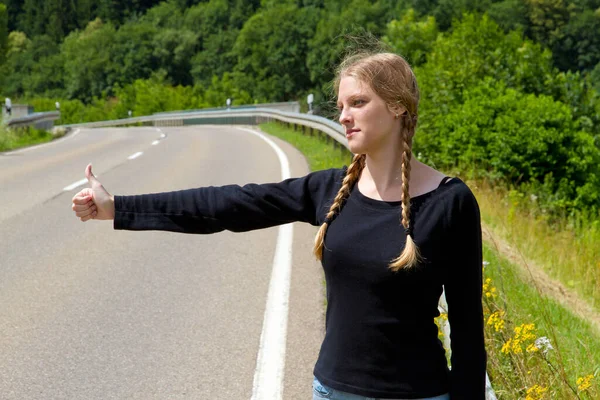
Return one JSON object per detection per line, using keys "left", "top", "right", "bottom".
{"left": 472, "top": 179, "right": 600, "bottom": 311}
{"left": 0, "top": 125, "right": 59, "bottom": 152}
{"left": 259, "top": 121, "right": 600, "bottom": 398}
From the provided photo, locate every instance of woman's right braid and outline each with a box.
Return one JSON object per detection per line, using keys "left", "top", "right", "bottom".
{"left": 389, "top": 115, "right": 421, "bottom": 271}
{"left": 313, "top": 154, "right": 366, "bottom": 260}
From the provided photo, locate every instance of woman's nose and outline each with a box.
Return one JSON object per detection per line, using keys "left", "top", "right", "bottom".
{"left": 339, "top": 108, "right": 352, "bottom": 125}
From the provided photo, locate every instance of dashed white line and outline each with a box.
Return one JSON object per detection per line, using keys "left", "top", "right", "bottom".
{"left": 151, "top": 140, "right": 160, "bottom": 145}
{"left": 128, "top": 152, "right": 143, "bottom": 160}
{"left": 63, "top": 178, "right": 89, "bottom": 191}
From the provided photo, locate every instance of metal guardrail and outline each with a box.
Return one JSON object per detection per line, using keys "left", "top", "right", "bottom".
{"left": 152, "top": 101, "right": 301, "bottom": 115}
{"left": 59, "top": 106, "right": 496, "bottom": 399}
{"left": 60, "top": 108, "right": 347, "bottom": 147}
{"left": 4, "top": 111, "right": 61, "bottom": 130}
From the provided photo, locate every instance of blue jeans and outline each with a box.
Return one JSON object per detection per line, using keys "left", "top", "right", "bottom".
{"left": 312, "top": 376, "right": 451, "bottom": 400}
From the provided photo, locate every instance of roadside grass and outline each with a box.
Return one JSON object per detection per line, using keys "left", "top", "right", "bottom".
{"left": 482, "top": 245, "right": 600, "bottom": 398}
{"left": 259, "top": 120, "right": 600, "bottom": 398}
{"left": 258, "top": 122, "right": 349, "bottom": 171}
{"left": 473, "top": 180, "right": 600, "bottom": 312}
{"left": 0, "top": 125, "right": 59, "bottom": 152}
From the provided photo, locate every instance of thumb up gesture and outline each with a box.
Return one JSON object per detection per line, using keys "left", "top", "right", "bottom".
{"left": 71, "top": 164, "right": 115, "bottom": 221}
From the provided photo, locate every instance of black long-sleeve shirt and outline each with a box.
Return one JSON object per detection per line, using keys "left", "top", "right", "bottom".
{"left": 113, "top": 167, "right": 486, "bottom": 399}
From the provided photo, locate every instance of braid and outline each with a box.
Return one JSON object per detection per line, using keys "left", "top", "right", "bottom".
{"left": 313, "top": 154, "right": 366, "bottom": 260}
{"left": 389, "top": 115, "right": 421, "bottom": 271}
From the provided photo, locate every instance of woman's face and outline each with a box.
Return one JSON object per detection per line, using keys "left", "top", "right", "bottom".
{"left": 337, "top": 75, "right": 401, "bottom": 155}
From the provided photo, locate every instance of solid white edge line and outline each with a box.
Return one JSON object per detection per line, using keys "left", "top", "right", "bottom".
{"left": 237, "top": 127, "right": 292, "bottom": 400}
{"left": 128, "top": 151, "right": 143, "bottom": 160}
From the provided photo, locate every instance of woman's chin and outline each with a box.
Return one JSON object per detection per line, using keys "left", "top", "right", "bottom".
{"left": 347, "top": 140, "right": 365, "bottom": 154}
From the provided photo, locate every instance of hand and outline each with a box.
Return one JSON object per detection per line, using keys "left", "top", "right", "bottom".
{"left": 71, "top": 164, "right": 115, "bottom": 221}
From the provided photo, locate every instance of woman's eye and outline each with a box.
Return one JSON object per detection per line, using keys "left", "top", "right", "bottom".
{"left": 353, "top": 99, "right": 365, "bottom": 106}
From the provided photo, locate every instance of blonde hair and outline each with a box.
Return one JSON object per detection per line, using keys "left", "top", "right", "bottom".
{"left": 313, "top": 52, "right": 421, "bottom": 271}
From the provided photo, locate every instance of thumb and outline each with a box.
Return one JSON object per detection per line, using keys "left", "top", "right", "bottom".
{"left": 85, "top": 163, "right": 100, "bottom": 186}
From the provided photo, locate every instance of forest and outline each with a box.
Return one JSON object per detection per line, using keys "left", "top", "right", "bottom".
{"left": 0, "top": 0, "right": 599, "bottom": 214}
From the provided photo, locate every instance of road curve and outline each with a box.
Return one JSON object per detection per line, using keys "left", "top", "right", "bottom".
{"left": 0, "top": 125, "right": 326, "bottom": 399}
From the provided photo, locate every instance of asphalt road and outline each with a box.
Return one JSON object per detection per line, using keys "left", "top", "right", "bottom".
{"left": 0, "top": 125, "right": 326, "bottom": 399}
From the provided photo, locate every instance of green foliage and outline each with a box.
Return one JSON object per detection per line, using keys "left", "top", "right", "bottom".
{"left": 258, "top": 121, "right": 351, "bottom": 171}
{"left": 231, "top": 4, "right": 320, "bottom": 101}
{"left": 113, "top": 71, "right": 203, "bottom": 117}
{"left": 306, "top": 0, "right": 391, "bottom": 100}
{"left": 0, "top": 0, "right": 598, "bottom": 218}
{"left": 0, "top": 124, "right": 53, "bottom": 151}
{"left": 201, "top": 72, "right": 253, "bottom": 107}
{"left": 108, "top": 19, "right": 159, "bottom": 87}
{"left": 0, "top": 3, "right": 7, "bottom": 65}
{"left": 416, "top": 78, "right": 600, "bottom": 212}
{"left": 383, "top": 8, "right": 438, "bottom": 66}
{"left": 416, "top": 13, "right": 555, "bottom": 112}
{"left": 553, "top": 8, "right": 600, "bottom": 72}
{"left": 185, "top": 0, "right": 259, "bottom": 87}
{"left": 60, "top": 18, "right": 116, "bottom": 101}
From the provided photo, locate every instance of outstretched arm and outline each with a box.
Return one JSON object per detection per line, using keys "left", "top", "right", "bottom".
{"left": 72, "top": 164, "right": 344, "bottom": 234}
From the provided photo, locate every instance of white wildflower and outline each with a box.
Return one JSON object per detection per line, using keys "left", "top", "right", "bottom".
{"left": 534, "top": 336, "right": 553, "bottom": 355}
{"left": 483, "top": 261, "right": 490, "bottom": 267}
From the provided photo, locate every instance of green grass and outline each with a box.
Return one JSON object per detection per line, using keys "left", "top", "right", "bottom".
{"left": 482, "top": 244, "right": 600, "bottom": 398}
{"left": 474, "top": 181, "right": 600, "bottom": 312}
{"left": 259, "top": 122, "right": 351, "bottom": 170}
{"left": 258, "top": 120, "right": 600, "bottom": 398}
{"left": 0, "top": 125, "right": 57, "bottom": 152}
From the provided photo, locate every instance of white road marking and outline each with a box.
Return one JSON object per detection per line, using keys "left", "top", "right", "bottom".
{"left": 151, "top": 140, "right": 160, "bottom": 145}
{"left": 237, "top": 127, "right": 292, "bottom": 400}
{"left": 63, "top": 178, "right": 89, "bottom": 191}
{"left": 128, "top": 152, "right": 143, "bottom": 160}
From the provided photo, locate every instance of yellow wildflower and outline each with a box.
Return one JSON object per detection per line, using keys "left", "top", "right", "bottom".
{"left": 526, "top": 343, "right": 539, "bottom": 353}
{"left": 434, "top": 313, "right": 448, "bottom": 338}
{"left": 487, "top": 310, "right": 505, "bottom": 332}
{"left": 576, "top": 374, "right": 594, "bottom": 392}
{"left": 482, "top": 278, "right": 497, "bottom": 298}
{"left": 525, "top": 385, "right": 548, "bottom": 400}
{"left": 501, "top": 323, "right": 537, "bottom": 354}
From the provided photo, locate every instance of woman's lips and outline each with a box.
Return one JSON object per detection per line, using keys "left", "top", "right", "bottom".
{"left": 346, "top": 129, "right": 360, "bottom": 138}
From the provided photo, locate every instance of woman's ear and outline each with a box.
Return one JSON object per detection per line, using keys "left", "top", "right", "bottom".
{"left": 389, "top": 104, "right": 407, "bottom": 117}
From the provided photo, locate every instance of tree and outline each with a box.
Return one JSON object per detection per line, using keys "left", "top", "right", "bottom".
{"left": 231, "top": 4, "right": 321, "bottom": 101}
{"left": 383, "top": 8, "right": 439, "bottom": 67}
{"left": 415, "top": 78, "right": 600, "bottom": 211}
{"left": 306, "top": 0, "right": 393, "bottom": 114}
{"left": 552, "top": 8, "right": 600, "bottom": 72}
{"left": 0, "top": 3, "right": 7, "bottom": 65}
{"left": 61, "top": 18, "right": 117, "bottom": 101}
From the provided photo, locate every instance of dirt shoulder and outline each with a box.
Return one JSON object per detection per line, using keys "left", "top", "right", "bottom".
{"left": 481, "top": 222, "right": 600, "bottom": 334}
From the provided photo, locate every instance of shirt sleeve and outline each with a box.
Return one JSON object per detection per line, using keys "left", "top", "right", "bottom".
{"left": 113, "top": 168, "right": 343, "bottom": 234}
{"left": 443, "top": 184, "right": 487, "bottom": 399}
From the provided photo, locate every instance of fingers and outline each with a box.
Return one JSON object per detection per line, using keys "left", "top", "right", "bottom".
{"left": 72, "top": 189, "right": 93, "bottom": 205}
{"left": 85, "top": 163, "right": 99, "bottom": 186}
{"left": 79, "top": 211, "right": 97, "bottom": 222}
{"left": 73, "top": 201, "right": 97, "bottom": 218}
{"left": 85, "top": 163, "right": 92, "bottom": 181}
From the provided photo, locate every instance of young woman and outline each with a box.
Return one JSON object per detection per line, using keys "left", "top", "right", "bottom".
{"left": 72, "top": 51, "right": 486, "bottom": 399}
